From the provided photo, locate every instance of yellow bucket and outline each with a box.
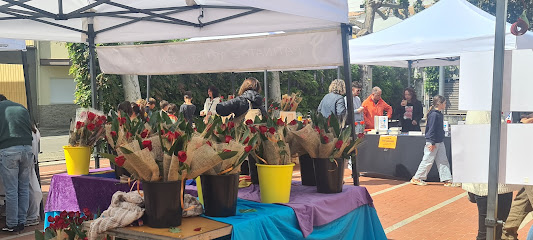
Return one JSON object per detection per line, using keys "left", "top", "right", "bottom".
{"left": 196, "top": 176, "right": 204, "bottom": 205}
{"left": 63, "top": 146, "right": 91, "bottom": 175}
{"left": 256, "top": 163, "right": 295, "bottom": 203}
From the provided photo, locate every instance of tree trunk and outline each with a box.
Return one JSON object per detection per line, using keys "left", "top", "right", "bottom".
{"left": 361, "top": 65, "right": 373, "bottom": 99}
{"left": 357, "top": 0, "right": 379, "bottom": 36}
{"left": 121, "top": 74, "right": 142, "bottom": 102}
{"left": 270, "top": 71, "right": 281, "bottom": 103}
{"left": 121, "top": 42, "right": 142, "bottom": 102}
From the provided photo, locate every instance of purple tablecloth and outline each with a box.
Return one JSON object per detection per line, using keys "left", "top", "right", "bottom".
{"left": 45, "top": 168, "right": 198, "bottom": 214}
{"left": 237, "top": 182, "right": 374, "bottom": 237}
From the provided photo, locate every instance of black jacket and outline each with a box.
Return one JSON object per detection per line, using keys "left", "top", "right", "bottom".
{"left": 425, "top": 109, "right": 445, "bottom": 145}
{"left": 395, "top": 100, "right": 423, "bottom": 132}
{"left": 216, "top": 90, "right": 267, "bottom": 118}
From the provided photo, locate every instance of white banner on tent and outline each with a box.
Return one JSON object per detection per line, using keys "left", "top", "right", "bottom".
{"left": 0, "top": 39, "right": 25, "bottom": 51}
{"left": 97, "top": 29, "right": 343, "bottom": 75}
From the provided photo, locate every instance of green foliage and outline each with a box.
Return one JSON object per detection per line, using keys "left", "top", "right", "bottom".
{"left": 467, "top": 0, "right": 533, "bottom": 29}
{"left": 414, "top": 0, "right": 426, "bottom": 13}
{"left": 371, "top": 66, "right": 409, "bottom": 105}
{"left": 424, "top": 67, "right": 440, "bottom": 97}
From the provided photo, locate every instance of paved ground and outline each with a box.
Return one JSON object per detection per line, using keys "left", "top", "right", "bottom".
{"left": 2, "top": 156, "right": 533, "bottom": 239}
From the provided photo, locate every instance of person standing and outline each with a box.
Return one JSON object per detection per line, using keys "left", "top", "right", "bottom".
{"left": 217, "top": 77, "right": 267, "bottom": 121}
{"left": 410, "top": 95, "right": 456, "bottom": 187}
{"left": 200, "top": 86, "right": 221, "bottom": 122}
{"left": 344, "top": 81, "right": 365, "bottom": 122}
{"left": 395, "top": 88, "right": 423, "bottom": 132}
{"left": 179, "top": 91, "right": 196, "bottom": 124}
{"left": 362, "top": 86, "right": 393, "bottom": 129}
{"left": 26, "top": 124, "right": 42, "bottom": 227}
{"left": 146, "top": 98, "right": 157, "bottom": 117}
{"left": 317, "top": 79, "right": 346, "bottom": 119}
{"left": 0, "top": 94, "right": 33, "bottom": 232}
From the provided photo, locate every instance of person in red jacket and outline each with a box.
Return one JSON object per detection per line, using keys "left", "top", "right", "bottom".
{"left": 362, "top": 87, "right": 393, "bottom": 129}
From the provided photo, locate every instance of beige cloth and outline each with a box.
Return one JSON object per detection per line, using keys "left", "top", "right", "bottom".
{"left": 89, "top": 191, "right": 144, "bottom": 240}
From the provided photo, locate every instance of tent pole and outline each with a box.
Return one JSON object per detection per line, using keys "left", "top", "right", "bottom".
{"left": 486, "top": 0, "right": 508, "bottom": 239}
{"left": 341, "top": 23, "right": 358, "bottom": 186}
{"left": 87, "top": 19, "right": 100, "bottom": 169}
{"left": 21, "top": 50, "right": 33, "bottom": 123}
{"left": 439, "top": 66, "right": 445, "bottom": 96}
{"left": 407, "top": 60, "right": 412, "bottom": 87}
{"left": 231, "top": 73, "right": 235, "bottom": 95}
{"left": 264, "top": 70, "right": 268, "bottom": 110}
{"left": 146, "top": 75, "right": 151, "bottom": 100}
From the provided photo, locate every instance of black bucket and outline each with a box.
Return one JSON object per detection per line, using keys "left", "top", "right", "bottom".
{"left": 313, "top": 158, "right": 345, "bottom": 194}
{"left": 201, "top": 174, "right": 239, "bottom": 217}
{"left": 142, "top": 181, "right": 182, "bottom": 228}
{"left": 299, "top": 154, "right": 316, "bottom": 186}
{"left": 240, "top": 160, "right": 250, "bottom": 175}
{"left": 247, "top": 155, "right": 260, "bottom": 184}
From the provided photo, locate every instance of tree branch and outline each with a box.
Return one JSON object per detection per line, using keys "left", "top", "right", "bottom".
{"left": 376, "top": 9, "right": 389, "bottom": 20}
{"left": 350, "top": 19, "right": 364, "bottom": 29}
{"left": 381, "top": 3, "right": 402, "bottom": 8}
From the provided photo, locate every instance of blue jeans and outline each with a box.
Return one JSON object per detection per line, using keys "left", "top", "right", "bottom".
{"left": 0, "top": 145, "right": 33, "bottom": 227}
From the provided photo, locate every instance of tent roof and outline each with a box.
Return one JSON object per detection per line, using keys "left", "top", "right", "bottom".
{"left": 0, "top": 0, "right": 347, "bottom": 43}
{"left": 349, "top": 0, "right": 533, "bottom": 68}
{"left": 0, "top": 38, "right": 25, "bottom": 51}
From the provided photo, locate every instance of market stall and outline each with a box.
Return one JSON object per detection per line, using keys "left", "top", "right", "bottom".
{"left": 348, "top": 0, "right": 533, "bottom": 181}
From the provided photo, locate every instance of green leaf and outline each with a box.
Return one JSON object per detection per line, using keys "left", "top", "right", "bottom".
{"left": 34, "top": 230, "right": 45, "bottom": 240}
{"left": 100, "top": 152, "right": 118, "bottom": 165}
{"left": 169, "top": 227, "right": 182, "bottom": 233}
{"left": 119, "top": 146, "right": 133, "bottom": 154}
{"left": 218, "top": 151, "right": 238, "bottom": 160}
{"left": 194, "top": 118, "right": 206, "bottom": 133}
{"left": 277, "top": 140, "right": 285, "bottom": 148}
{"left": 161, "top": 111, "right": 172, "bottom": 125}
{"left": 329, "top": 114, "right": 340, "bottom": 137}
{"left": 44, "top": 228, "right": 57, "bottom": 240}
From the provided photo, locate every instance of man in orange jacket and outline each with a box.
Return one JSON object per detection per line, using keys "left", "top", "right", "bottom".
{"left": 362, "top": 87, "right": 393, "bottom": 129}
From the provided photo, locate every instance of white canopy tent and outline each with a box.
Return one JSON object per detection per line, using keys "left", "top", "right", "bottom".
{"left": 0, "top": 38, "right": 25, "bottom": 51}
{"left": 0, "top": 1, "right": 360, "bottom": 180}
{"left": 348, "top": 0, "right": 533, "bottom": 68}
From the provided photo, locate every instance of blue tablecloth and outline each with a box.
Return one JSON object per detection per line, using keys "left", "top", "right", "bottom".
{"left": 205, "top": 199, "right": 387, "bottom": 240}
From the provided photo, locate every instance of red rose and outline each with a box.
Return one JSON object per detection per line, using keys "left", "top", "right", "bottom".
{"left": 244, "top": 145, "right": 253, "bottom": 153}
{"left": 87, "top": 112, "right": 96, "bottom": 121}
{"left": 354, "top": 122, "right": 359, "bottom": 126}
{"left": 323, "top": 135, "right": 329, "bottom": 143}
{"left": 268, "top": 127, "right": 276, "bottom": 134}
{"left": 146, "top": 117, "right": 150, "bottom": 122}
{"left": 75, "top": 211, "right": 81, "bottom": 218}
{"left": 87, "top": 123, "right": 96, "bottom": 131}
{"left": 68, "top": 212, "right": 75, "bottom": 218}
{"left": 126, "top": 132, "right": 132, "bottom": 139}
{"left": 220, "top": 96, "right": 224, "bottom": 99}
{"left": 178, "top": 151, "right": 187, "bottom": 162}
{"left": 275, "top": 107, "right": 279, "bottom": 110}
{"left": 114, "top": 156, "right": 125, "bottom": 166}
{"left": 245, "top": 119, "right": 254, "bottom": 125}
{"left": 225, "top": 135, "right": 233, "bottom": 143}
{"left": 315, "top": 126, "right": 320, "bottom": 133}
{"left": 206, "top": 141, "right": 212, "bottom": 147}
{"left": 360, "top": 121, "right": 365, "bottom": 125}
{"left": 140, "top": 129, "right": 149, "bottom": 138}
{"left": 54, "top": 215, "right": 60, "bottom": 222}
{"left": 119, "top": 117, "right": 126, "bottom": 126}
{"left": 358, "top": 133, "right": 365, "bottom": 139}
{"left": 221, "top": 123, "right": 226, "bottom": 131}
{"left": 303, "top": 120, "right": 309, "bottom": 125}
{"left": 110, "top": 131, "right": 117, "bottom": 137}
{"left": 60, "top": 211, "right": 68, "bottom": 219}
{"left": 243, "top": 137, "right": 250, "bottom": 144}
{"left": 99, "top": 115, "right": 107, "bottom": 122}
{"left": 227, "top": 121, "right": 235, "bottom": 130}
{"left": 167, "top": 133, "right": 175, "bottom": 142}
{"left": 142, "top": 140, "right": 153, "bottom": 151}
{"left": 83, "top": 208, "right": 91, "bottom": 215}
{"left": 289, "top": 120, "right": 297, "bottom": 125}
{"left": 335, "top": 140, "right": 343, "bottom": 149}
{"left": 96, "top": 119, "right": 105, "bottom": 126}
{"left": 48, "top": 216, "right": 54, "bottom": 223}
{"left": 76, "top": 121, "right": 84, "bottom": 129}
{"left": 277, "top": 118, "right": 284, "bottom": 126}
{"left": 161, "top": 129, "right": 165, "bottom": 135}
{"left": 249, "top": 126, "right": 257, "bottom": 133}
{"left": 259, "top": 126, "right": 267, "bottom": 134}
{"left": 223, "top": 149, "right": 231, "bottom": 153}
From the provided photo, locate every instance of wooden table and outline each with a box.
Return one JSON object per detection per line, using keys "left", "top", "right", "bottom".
{"left": 83, "top": 216, "right": 232, "bottom": 240}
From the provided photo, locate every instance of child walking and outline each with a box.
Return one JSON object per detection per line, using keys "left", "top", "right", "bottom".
{"left": 410, "top": 95, "right": 458, "bottom": 187}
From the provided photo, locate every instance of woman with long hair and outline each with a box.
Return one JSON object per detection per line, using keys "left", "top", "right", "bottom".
{"left": 410, "top": 95, "right": 457, "bottom": 187}
{"left": 395, "top": 87, "right": 423, "bottom": 132}
{"left": 216, "top": 77, "right": 267, "bottom": 120}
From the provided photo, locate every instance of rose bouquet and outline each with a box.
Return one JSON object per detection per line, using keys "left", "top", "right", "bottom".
{"left": 248, "top": 117, "right": 291, "bottom": 165}
{"left": 68, "top": 108, "right": 107, "bottom": 147}
{"left": 280, "top": 92, "right": 302, "bottom": 111}
{"left": 35, "top": 208, "right": 95, "bottom": 240}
